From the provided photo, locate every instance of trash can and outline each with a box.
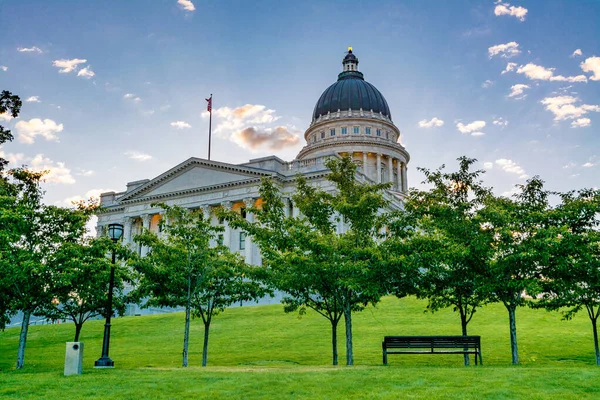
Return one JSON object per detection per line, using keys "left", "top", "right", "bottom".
{"left": 64, "top": 342, "right": 84, "bottom": 376}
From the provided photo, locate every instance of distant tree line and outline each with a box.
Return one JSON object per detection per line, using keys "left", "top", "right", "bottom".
{"left": 1, "top": 92, "right": 599, "bottom": 370}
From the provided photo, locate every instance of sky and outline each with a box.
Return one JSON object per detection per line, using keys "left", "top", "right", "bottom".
{"left": 0, "top": 0, "right": 599, "bottom": 210}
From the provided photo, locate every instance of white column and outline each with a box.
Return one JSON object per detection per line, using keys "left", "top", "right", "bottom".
{"left": 96, "top": 224, "right": 105, "bottom": 238}
{"left": 397, "top": 161, "right": 402, "bottom": 191}
{"left": 401, "top": 162, "right": 408, "bottom": 192}
{"left": 141, "top": 214, "right": 151, "bottom": 256}
{"left": 387, "top": 155, "right": 393, "bottom": 183}
{"left": 283, "top": 197, "right": 291, "bottom": 217}
{"left": 122, "top": 217, "right": 133, "bottom": 247}
{"left": 221, "top": 201, "right": 232, "bottom": 250}
{"left": 243, "top": 198, "right": 255, "bottom": 265}
{"left": 376, "top": 153, "right": 382, "bottom": 183}
{"left": 362, "top": 152, "right": 368, "bottom": 177}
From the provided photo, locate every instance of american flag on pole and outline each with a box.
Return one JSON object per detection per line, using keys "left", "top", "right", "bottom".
{"left": 206, "top": 96, "right": 212, "bottom": 112}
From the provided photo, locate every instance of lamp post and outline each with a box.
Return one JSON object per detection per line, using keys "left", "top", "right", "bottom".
{"left": 94, "top": 223, "right": 124, "bottom": 368}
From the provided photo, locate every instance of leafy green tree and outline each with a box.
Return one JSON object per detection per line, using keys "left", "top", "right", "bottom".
{"left": 0, "top": 90, "right": 22, "bottom": 174}
{"left": 0, "top": 168, "right": 90, "bottom": 368}
{"left": 399, "top": 157, "right": 494, "bottom": 365}
{"left": 132, "top": 203, "right": 267, "bottom": 367}
{"left": 481, "top": 177, "right": 550, "bottom": 364}
{"left": 536, "top": 189, "right": 600, "bottom": 365}
{"left": 42, "top": 236, "right": 132, "bottom": 341}
{"left": 226, "top": 156, "right": 390, "bottom": 366}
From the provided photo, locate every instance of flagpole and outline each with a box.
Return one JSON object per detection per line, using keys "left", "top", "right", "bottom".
{"left": 207, "top": 94, "right": 213, "bottom": 161}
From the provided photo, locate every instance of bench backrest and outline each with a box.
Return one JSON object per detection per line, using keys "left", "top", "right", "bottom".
{"left": 383, "top": 336, "right": 480, "bottom": 349}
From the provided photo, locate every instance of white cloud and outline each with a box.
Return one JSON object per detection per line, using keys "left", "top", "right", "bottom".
{"left": 501, "top": 62, "right": 517, "bottom": 74}
{"left": 52, "top": 58, "right": 87, "bottom": 73}
{"left": 75, "top": 168, "right": 95, "bottom": 177}
{"left": 482, "top": 80, "right": 494, "bottom": 88}
{"left": 493, "top": 118, "right": 509, "bottom": 126}
{"left": 62, "top": 188, "right": 114, "bottom": 206}
{"left": 170, "top": 121, "right": 192, "bottom": 129}
{"left": 456, "top": 120, "right": 486, "bottom": 136}
{"left": 517, "top": 63, "right": 587, "bottom": 82}
{"left": 581, "top": 57, "right": 600, "bottom": 81}
{"left": 562, "top": 162, "right": 576, "bottom": 169}
{"left": 125, "top": 151, "right": 152, "bottom": 161}
{"left": 29, "top": 154, "right": 75, "bottom": 184}
{"left": 502, "top": 186, "right": 522, "bottom": 198}
{"left": 232, "top": 126, "right": 300, "bottom": 151}
{"left": 17, "top": 46, "right": 42, "bottom": 53}
{"left": 0, "top": 112, "right": 14, "bottom": 121}
{"left": 77, "top": 66, "right": 95, "bottom": 79}
{"left": 203, "top": 104, "right": 281, "bottom": 135}
{"left": 124, "top": 93, "right": 141, "bottom": 102}
{"left": 571, "top": 49, "right": 583, "bottom": 58}
{"left": 488, "top": 42, "right": 521, "bottom": 58}
{"left": 418, "top": 117, "right": 444, "bottom": 128}
{"left": 583, "top": 162, "right": 597, "bottom": 168}
{"left": 0, "top": 66, "right": 7, "bottom": 72}
{"left": 177, "top": 0, "right": 195, "bottom": 11}
{"left": 483, "top": 162, "right": 494, "bottom": 169}
{"left": 494, "top": 2, "right": 528, "bottom": 21}
{"left": 495, "top": 158, "right": 528, "bottom": 179}
{"left": 571, "top": 118, "right": 591, "bottom": 128}
{"left": 508, "top": 84, "right": 530, "bottom": 98}
{"left": 26, "top": 96, "right": 40, "bottom": 103}
{"left": 15, "top": 118, "right": 64, "bottom": 144}
{"left": 0, "top": 149, "right": 25, "bottom": 166}
{"left": 540, "top": 96, "right": 600, "bottom": 121}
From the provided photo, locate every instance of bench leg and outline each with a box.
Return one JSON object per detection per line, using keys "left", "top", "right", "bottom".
{"left": 479, "top": 350, "right": 483, "bottom": 366}
{"left": 383, "top": 350, "right": 388, "bottom": 365}
{"left": 474, "top": 351, "right": 478, "bottom": 366}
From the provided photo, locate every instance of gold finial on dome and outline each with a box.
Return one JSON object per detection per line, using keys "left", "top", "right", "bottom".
{"left": 348, "top": 46, "right": 352, "bottom": 52}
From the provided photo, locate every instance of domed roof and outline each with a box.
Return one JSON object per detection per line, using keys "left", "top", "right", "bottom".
{"left": 312, "top": 49, "right": 391, "bottom": 121}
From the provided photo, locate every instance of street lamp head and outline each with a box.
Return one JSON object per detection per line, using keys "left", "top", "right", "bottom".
{"left": 107, "top": 223, "right": 124, "bottom": 242}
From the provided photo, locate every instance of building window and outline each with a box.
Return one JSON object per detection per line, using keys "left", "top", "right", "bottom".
{"left": 321, "top": 131, "right": 325, "bottom": 139}
{"left": 366, "top": 127, "right": 371, "bottom": 135}
{"left": 386, "top": 132, "right": 389, "bottom": 139}
{"left": 240, "top": 207, "right": 247, "bottom": 219}
{"left": 341, "top": 127, "right": 347, "bottom": 135}
{"left": 239, "top": 232, "right": 246, "bottom": 250}
{"left": 376, "top": 129, "right": 381, "bottom": 136}
{"left": 217, "top": 234, "right": 224, "bottom": 246}
{"left": 353, "top": 126, "right": 359, "bottom": 134}
{"left": 330, "top": 128, "right": 335, "bottom": 136}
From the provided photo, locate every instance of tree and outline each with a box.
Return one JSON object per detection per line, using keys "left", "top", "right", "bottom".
{"left": 481, "top": 177, "right": 550, "bottom": 364}
{"left": 226, "top": 156, "right": 390, "bottom": 366}
{"left": 536, "top": 188, "right": 600, "bottom": 365}
{"left": 0, "top": 90, "right": 22, "bottom": 174}
{"left": 132, "top": 203, "right": 266, "bottom": 367}
{"left": 42, "top": 236, "right": 132, "bottom": 341}
{"left": 0, "top": 169, "right": 90, "bottom": 368}
{"left": 399, "top": 157, "right": 494, "bottom": 365}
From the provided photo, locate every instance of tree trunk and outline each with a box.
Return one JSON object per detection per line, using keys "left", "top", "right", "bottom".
{"left": 460, "top": 310, "right": 470, "bottom": 366}
{"left": 591, "top": 316, "right": 599, "bottom": 366}
{"left": 343, "top": 305, "right": 353, "bottom": 366}
{"left": 183, "top": 305, "right": 190, "bottom": 367}
{"left": 508, "top": 305, "right": 519, "bottom": 365}
{"left": 331, "top": 319, "right": 338, "bottom": 366}
{"left": 74, "top": 322, "right": 83, "bottom": 342}
{"left": 202, "top": 320, "right": 210, "bottom": 367}
{"left": 16, "top": 310, "right": 31, "bottom": 369}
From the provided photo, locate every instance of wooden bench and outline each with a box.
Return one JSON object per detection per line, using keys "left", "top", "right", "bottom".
{"left": 382, "top": 335, "right": 482, "bottom": 365}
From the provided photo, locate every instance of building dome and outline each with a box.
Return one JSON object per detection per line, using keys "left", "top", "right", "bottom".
{"left": 312, "top": 49, "right": 391, "bottom": 121}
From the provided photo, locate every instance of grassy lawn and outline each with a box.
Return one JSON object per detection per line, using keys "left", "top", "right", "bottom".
{"left": 1, "top": 296, "right": 599, "bottom": 399}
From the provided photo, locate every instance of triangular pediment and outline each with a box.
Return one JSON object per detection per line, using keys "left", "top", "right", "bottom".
{"left": 119, "top": 158, "right": 274, "bottom": 202}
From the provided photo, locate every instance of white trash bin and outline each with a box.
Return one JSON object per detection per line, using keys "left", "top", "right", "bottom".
{"left": 64, "top": 342, "right": 84, "bottom": 376}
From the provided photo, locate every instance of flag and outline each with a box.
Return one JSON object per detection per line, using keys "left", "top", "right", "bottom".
{"left": 206, "top": 96, "right": 212, "bottom": 112}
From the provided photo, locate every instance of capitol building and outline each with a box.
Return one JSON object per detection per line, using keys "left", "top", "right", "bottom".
{"left": 98, "top": 49, "right": 411, "bottom": 265}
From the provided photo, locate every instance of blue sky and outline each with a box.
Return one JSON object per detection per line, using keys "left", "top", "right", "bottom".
{"left": 0, "top": 0, "right": 599, "bottom": 207}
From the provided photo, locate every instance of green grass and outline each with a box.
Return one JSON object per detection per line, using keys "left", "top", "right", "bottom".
{"left": 1, "top": 296, "right": 599, "bottom": 399}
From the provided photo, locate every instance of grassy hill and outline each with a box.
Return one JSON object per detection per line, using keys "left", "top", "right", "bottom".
{"left": 1, "top": 296, "right": 599, "bottom": 399}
